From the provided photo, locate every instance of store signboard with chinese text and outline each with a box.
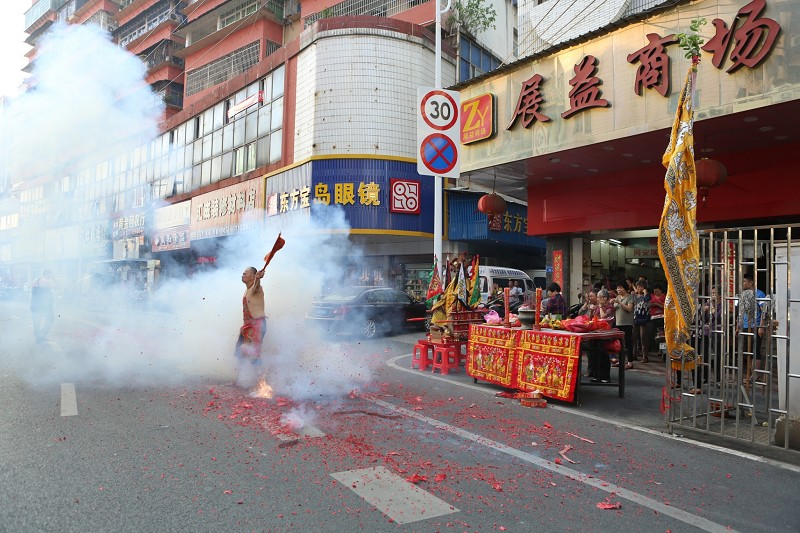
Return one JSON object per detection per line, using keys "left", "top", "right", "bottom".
{"left": 447, "top": 192, "right": 545, "bottom": 249}
{"left": 458, "top": 0, "right": 792, "bottom": 172}
{"left": 625, "top": 246, "right": 660, "bottom": 259}
{"left": 190, "top": 179, "right": 263, "bottom": 240}
{"left": 152, "top": 201, "right": 191, "bottom": 252}
{"left": 263, "top": 160, "right": 434, "bottom": 233}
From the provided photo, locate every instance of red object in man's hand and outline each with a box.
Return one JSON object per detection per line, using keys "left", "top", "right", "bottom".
{"left": 263, "top": 233, "right": 285, "bottom": 267}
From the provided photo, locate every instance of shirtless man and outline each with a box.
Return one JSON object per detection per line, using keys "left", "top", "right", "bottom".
{"left": 235, "top": 266, "right": 266, "bottom": 386}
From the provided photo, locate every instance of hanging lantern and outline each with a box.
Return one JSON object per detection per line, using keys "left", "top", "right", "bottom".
{"left": 696, "top": 158, "right": 727, "bottom": 188}
{"left": 695, "top": 158, "right": 728, "bottom": 207}
{"left": 478, "top": 193, "right": 507, "bottom": 215}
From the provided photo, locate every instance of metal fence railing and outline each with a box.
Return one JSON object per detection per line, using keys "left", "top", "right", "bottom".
{"left": 665, "top": 225, "right": 800, "bottom": 455}
{"left": 304, "top": 0, "right": 431, "bottom": 28}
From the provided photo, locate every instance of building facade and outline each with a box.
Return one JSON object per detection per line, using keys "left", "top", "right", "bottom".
{"left": 7, "top": 0, "right": 542, "bottom": 297}
{"left": 455, "top": 0, "right": 799, "bottom": 300}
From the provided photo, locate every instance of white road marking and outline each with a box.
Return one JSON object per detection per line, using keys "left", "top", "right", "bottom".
{"left": 60, "top": 383, "right": 78, "bottom": 417}
{"left": 331, "top": 466, "right": 458, "bottom": 524}
{"left": 366, "top": 396, "right": 736, "bottom": 533}
{"left": 388, "top": 353, "right": 800, "bottom": 474}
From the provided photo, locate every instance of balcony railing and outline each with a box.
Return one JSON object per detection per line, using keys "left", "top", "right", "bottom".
{"left": 118, "top": 10, "right": 187, "bottom": 47}
{"left": 304, "top": 0, "right": 429, "bottom": 27}
{"left": 24, "top": 0, "right": 68, "bottom": 30}
{"left": 139, "top": 40, "right": 185, "bottom": 70}
{"left": 160, "top": 88, "right": 184, "bottom": 108}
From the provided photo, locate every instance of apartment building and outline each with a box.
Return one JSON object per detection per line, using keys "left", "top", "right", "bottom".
{"left": 8, "top": 0, "right": 525, "bottom": 295}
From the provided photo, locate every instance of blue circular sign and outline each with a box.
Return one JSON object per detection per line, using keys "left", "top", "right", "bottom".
{"left": 420, "top": 133, "right": 458, "bottom": 174}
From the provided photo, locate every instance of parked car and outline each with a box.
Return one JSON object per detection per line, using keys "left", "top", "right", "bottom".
{"left": 306, "top": 286, "right": 427, "bottom": 339}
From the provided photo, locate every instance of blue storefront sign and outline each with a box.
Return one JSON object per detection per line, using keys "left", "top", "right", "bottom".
{"left": 309, "top": 159, "right": 435, "bottom": 234}
{"left": 447, "top": 191, "right": 545, "bottom": 250}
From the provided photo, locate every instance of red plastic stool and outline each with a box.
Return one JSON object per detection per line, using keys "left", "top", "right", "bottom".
{"left": 431, "top": 344, "right": 459, "bottom": 375}
{"left": 412, "top": 342, "right": 434, "bottom": 371}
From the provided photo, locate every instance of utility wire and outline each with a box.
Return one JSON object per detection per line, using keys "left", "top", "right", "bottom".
{"left": 510, "top": 0, "right": 582, "bottom": 64}
{"left": 155, "top": 0, "right": 275, "bottom": 126}
{"left": 126, "top": 0, "right": 208, "bottom": 56}
{"left": 499, "top": 0, "right": 568, "bottom": 66}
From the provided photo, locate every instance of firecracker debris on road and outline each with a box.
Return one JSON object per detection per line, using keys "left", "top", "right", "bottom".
{"left": 1, "top": 307, "right": 799, "bottom": 532}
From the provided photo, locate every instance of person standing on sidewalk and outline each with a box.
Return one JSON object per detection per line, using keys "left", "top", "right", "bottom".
{"left": 30, "top": 269, "right": 57, "bottom": 343}
{"left": 736, "top": 273, "right": 768, "bottom": 385}
{"left": 645, "top": 284, "right": 666, "bottom": 361}
{"left": 577, "top": 289, "right": 598, "bottom": 318}
{"left": 614, "top": 282, "right": 635, "bottom": 369}
{"left": 632, "top": 281, "right": 652, "bottom": 366}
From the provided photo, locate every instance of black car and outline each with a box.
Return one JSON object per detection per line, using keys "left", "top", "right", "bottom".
{"left": 306, "top": 286, "right": 427, "bottom": 339}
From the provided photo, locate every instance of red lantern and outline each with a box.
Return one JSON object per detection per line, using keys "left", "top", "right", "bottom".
{"left": 695, "top": 158, "right": 727, "bottom": 188}
{"left": 695, "top": 158, "right": 727, "bottom": 208}
{"left": 478, "top": 193, "right": 507, "bottom": 215}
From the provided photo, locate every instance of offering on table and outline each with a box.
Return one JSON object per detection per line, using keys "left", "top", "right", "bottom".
{"left": 560, "top": 315, "right": 611, "bottom": 332}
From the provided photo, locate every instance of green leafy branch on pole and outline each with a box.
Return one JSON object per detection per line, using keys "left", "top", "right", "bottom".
{"left": 676, "top": 18, "right": 707, "bottom": 68}
{"left": 447, "top": 0, "right": 497, "bottom": 37}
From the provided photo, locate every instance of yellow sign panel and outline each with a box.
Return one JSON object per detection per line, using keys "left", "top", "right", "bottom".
{"left": 460, "top": 93, "right": 495, "bottom": 144}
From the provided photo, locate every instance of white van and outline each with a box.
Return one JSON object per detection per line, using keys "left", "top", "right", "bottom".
{"left": 478, "top": 266, "right": 534, "bottom": 304}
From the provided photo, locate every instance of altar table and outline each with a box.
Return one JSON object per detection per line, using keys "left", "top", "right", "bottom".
{"left": 467, "top": 324, "right": 626, "bottom": 405}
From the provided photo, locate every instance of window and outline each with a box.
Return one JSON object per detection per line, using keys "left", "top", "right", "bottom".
{"left": 459, "top": 35, "right": 501, "bottom": 83}
{"left": 185, "top": 42, "right": 260, "bottom": 96}
{"left": 269, "top": 130, "right": 282, "bottom": 164}
{"left": 219, "top": 0, "right": 259, "bottom": 30}
{"left": 233, "top": 142, "right": 257, "bottom": 175}
{"left": 133, "top": 186, "right": 146, "bottom": 208}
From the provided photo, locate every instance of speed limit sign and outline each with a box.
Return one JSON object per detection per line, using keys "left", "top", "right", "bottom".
{"left": 418, "top": 87, "right": 460, "bottom": 178}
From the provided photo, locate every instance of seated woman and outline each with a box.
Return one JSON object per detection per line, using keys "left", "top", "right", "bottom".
{"left": 542, "top": 282, "right": 567, "bottom": 318}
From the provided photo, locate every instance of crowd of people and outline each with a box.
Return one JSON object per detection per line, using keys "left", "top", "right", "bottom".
{"left": 564, "top": 272, "right": 771, "bottom": 392}
{"left": 569, "top": 275, "right": 666, "bottom": 372}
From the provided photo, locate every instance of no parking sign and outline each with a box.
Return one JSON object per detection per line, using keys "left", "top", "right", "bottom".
{"left": 417, "top": 87, "right": 460, "bottom": 178}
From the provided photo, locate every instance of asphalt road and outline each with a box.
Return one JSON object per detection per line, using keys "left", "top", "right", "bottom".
{"left": 2, "top": 301, "right": 799, "bottom": 532}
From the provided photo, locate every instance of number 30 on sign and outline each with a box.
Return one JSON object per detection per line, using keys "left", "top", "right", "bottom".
{"left": 417, "top": 87, "right": 460, "bottom": 178}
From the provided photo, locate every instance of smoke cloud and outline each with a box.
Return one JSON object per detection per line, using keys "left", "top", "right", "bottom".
{"left": 1, "top": 23, "right": 377, "bottom": 402}
{"left": 6, "top": 23, "right": 162, "bottom": 178}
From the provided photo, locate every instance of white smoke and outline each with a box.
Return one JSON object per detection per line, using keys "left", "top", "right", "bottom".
{"left": 6, "top": 23, "right": 162, "bottom": 179}
{"left": 0, "top": 23, "right": 378, "bottom": 402}
{"left": 279, "top": 404, "right": 319, "bottom": 431}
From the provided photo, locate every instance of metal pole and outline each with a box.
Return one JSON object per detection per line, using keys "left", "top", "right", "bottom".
{"left": 433, "top": 0, "right": 450, "bottom": 274}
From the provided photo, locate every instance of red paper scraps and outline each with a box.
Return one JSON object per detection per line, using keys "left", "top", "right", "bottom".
{"left": 565, "top": 431, "right": 595, "bottom": 444}
{"left": 596, "top": 501, "right": 622, "bottom": 510}
{"left": 406, "top": 474, "right": 427, "bottom": 484}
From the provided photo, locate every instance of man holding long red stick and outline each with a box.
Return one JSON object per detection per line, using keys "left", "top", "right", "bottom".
{"left": 235, "top": 265, "right": 267, "bottom": 363}
{"left": 234, "top": 234, "right": 284, "bottom": 386}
